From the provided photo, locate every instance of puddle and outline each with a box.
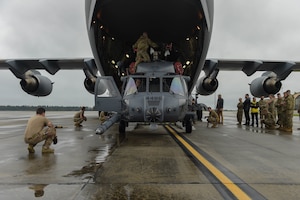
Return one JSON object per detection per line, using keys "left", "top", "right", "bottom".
{"left": 65, "top": 142, "right": 116, "bottom": 179}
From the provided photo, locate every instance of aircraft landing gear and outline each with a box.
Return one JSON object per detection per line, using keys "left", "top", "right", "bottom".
{"left": 118, "top": 120, "right": 127, "bottom": 145}
{"left": 119, "top": 120, "right": 126, "bottom": 133}
{"left": 183, "top": 114, "right": 193, "bottom": 133}
{"left": 185, "top": 119, "right": 192, "bottom": 133}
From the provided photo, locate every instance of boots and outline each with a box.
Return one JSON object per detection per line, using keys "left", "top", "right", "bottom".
{"left": 42, "top": 147, "right": 54, "bottom": 153}
{"left": 211, "top": 123, "right": 217, "bottom": 128}
{"left": 27, "top": 144, "right": 35, "bottom": 154}
{"left": 282, "top": 128, "right": 293, "bottom": 133}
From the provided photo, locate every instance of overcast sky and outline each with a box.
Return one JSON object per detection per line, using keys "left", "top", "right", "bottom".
{"left": 0, "top": 0, "right": 300, "bottom": 109}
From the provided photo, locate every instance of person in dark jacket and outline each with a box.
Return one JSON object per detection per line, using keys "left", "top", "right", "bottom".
{"left": 216, "top": 94, "right": 224, "bottom": 124}
{"left": 243, "top": 94, "right": 251, "bottom": 125}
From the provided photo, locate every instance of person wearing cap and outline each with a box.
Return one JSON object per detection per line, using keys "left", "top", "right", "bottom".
{"left": 258, "top": 96, "right": 268, "bottom": 128}
{"left": 282, "top": 90, "right": 294, "bottom": 132}
{"left": 29, "top": 184, "right": 47, "bottom": 197}
{"left": 132, "top": 32, "right": 158, "bottom": 69}
{"left": 275, "top": 93, "right": 283, "bottom": 129}
{"left": 267, "top": 94, "right": 276, "bottom": 122}
{"left": 236, "top": 97, "right": 244, "bottom": 125}
{"left": 216, "top": 94, "right": 224, "bottom": 124}
{"left": 73, "top": 106, "right": 87, "bottom": 127}
{"left": 24, "top": 107, "right": 56, "bottom": 153}
{"left": 243, "top": 94, "right": 251, "bottom": 126}
{"left": 99, "top": 111, "right": 108, "bottom": 125}
{"left": 260, "top": 109, "right": 276, "bottom": 129}
{"left": 206, "top": 107, "right": 219, "bottom": 128}
{"left": 250, "top": 97, "right": 259, "bottom": 127}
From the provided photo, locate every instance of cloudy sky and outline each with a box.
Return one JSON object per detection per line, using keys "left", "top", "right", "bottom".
{"left": 0, "top": 0, "right": 300, "bottom": 109}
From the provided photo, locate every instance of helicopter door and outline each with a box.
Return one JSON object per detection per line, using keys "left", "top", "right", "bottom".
{"left": 94, "top": 76, "right": 122, "bottom": 112}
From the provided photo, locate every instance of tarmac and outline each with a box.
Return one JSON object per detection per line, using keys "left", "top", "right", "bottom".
{"left": 1, "top": 111, "right": 300, "bottom": 199}
{"left": 0, "top": 111, "right": 114, "bottom": 200}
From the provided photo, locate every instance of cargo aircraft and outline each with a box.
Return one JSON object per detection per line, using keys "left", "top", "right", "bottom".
{"left": 1, "top": 0, "right": 300, "bottom": 133}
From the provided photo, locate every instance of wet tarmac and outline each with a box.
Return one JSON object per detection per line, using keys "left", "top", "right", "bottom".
{"left": 0, "top": 111, "right": 116, "bottom": 200}
{"left": 1, "top": 111, "right": 300, "bottom": 199}
{"left": 82, "top": 111, "right": 300, "bottom": 200}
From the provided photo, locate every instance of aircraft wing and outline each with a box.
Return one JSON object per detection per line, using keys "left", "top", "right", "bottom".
{"left": 0, "top": 58, "right": 97, "bottom": 78}
{"left": 0, "top": 58, "right": 98, "bottom": 96}
{"left": 203, "top": 59, "right": 300, "bottom": 80}
{"left": 196, "top": 59, "right": 300, "bottom": 97}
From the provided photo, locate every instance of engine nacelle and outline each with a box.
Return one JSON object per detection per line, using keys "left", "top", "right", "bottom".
{"left": 196, "top": 76, "right": 219, "bottom": 95}
{"left": 20, "top": 74, "right": 53, "bottom": 96}
{"left": 94, "top": 77, "right": 109, "bottom": 96}
{"left": 84, "top": 77, "right": 96, "bottom": 94}
{"left": 250, "top": 76, "right": 282, "bottom": 97}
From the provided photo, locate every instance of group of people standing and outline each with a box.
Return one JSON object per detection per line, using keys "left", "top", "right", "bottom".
{"left": 206, "top": 91, "right": 295, "bottom": 132}
{"left": 237, "top": 90, "right": 295, "bottom": 132}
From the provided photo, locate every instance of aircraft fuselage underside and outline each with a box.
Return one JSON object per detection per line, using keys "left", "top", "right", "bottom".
{"left": 86, "top": 0, "right": 213, "bottom": 92}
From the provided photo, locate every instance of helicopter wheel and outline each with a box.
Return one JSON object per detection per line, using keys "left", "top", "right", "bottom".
{"left": 185, "top": 119, "right": 192, "bottom": 133}
{"left": 119, "top": 120, "right": 126, "bottom": 134}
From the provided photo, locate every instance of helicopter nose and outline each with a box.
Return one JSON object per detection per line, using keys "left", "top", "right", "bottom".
{"left": 146, "top": 107, "right": 161, "bottom": 122}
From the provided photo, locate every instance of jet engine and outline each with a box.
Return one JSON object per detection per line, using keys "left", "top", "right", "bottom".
{"left": 20, "top": 72, "right": 53, "bottom": 96}
{"left": 84, "top": 76, "right": 97, "bottom": 94}
{"left": 196, "top": 76, "right": 219, "bottom": 95}
{"left": 250, "top": 76, "right": 282, "bottom": 97}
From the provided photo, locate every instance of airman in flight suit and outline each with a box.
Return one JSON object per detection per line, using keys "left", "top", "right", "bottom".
{"left": 132, "top": 32, "right": 158, "bottom": 69}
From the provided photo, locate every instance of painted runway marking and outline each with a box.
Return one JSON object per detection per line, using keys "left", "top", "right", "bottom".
{"left": 165, "top": 125, "right": 266, "bottom": 200}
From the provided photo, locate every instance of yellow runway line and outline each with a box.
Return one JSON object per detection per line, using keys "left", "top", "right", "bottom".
{"left": 166, "top": 125, "right": 251, "bottom": 200}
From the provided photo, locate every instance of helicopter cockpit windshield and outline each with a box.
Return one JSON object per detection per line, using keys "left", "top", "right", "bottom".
{"left": 124, "top": 77, "right": 146, "bottom": 95}
{"left": 124, "top": 76, "right": 186, "bottom": 96}
{"left": 169, "top": 77, "right": 186, "bottom": 96}
{"left": 162, "top": 77, "right": 186, "bottom": 96}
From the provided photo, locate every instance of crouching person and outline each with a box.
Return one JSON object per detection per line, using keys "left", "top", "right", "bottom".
{"left": 207, "top": 107, "right": 219, "bottom": 128}
{"left": 261, "top": 109, "right": 276, "bottom": 130}
{"left": 24, "top": 107, "right": 57, "bottom": 154}
{"left": 73, "top": 106, "right": 87, "bottom": 127}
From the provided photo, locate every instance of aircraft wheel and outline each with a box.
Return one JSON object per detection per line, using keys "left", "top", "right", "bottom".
{"left": 185, "top": 119, "right": 192, "bottom": 133}
{"left": 119, "top": 120, "right": 126, "bottom": 133}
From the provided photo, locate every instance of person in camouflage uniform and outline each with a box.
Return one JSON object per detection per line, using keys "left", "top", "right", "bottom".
{"left": 73, "top": 106, "right": 87, "bottom": 127}
{"left": 24, "top": 107, "right": 56, "bottom": 154}
{"left": 132, "top": 32, "right": 158, "bottom": 69}
{"left": 282, "top": 90, "right": 294, "bottom": 133}
{"left": 275, "top": 93, "right": 283, "bottom": 128}
{"left": 207, "top": 107, "right": 219, "bottom": 128}
{"left": 268, "top": 94, "right": 276, "bottom": 122}
{"left": 261, "top": 109, "right": 276, "bottom": 129}
{"left": 237, "top": 98, "right": 244, "bottom": 125}
{"left": 258, "top": 96, "right": 268, "bottom": 128}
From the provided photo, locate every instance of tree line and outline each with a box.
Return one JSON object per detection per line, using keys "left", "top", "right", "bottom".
{"left": 0, "top": 105, "right": 94, "bottom": 111}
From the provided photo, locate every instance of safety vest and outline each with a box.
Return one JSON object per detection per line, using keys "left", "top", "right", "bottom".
{"left": 250, "top": 101, "right": 259, "bottom": 113}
